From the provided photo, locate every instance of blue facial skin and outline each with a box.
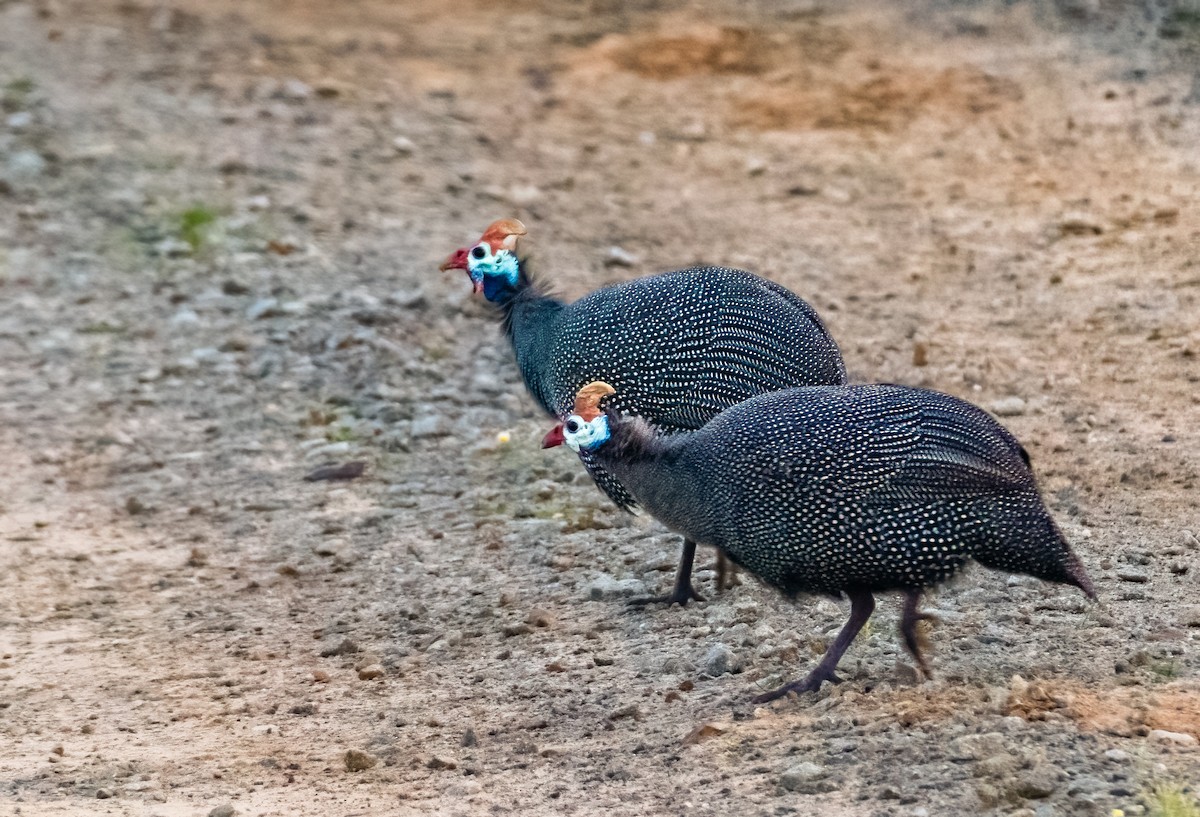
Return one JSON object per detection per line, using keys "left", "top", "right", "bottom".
{"left": 469, "top": 245, "right": 520, "bottom": 301}
{"left": 564, "top": 414, "right": 610, "bottom": 452}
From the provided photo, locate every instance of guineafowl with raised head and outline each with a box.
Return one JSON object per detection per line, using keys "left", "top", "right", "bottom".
{"left": 440, "top": 219, "right": 846, "bottom": 605}
{"left": 547, "top": 381, "right": 1095, "bottom": 701}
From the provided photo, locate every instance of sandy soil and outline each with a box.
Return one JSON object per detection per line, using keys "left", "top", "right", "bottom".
{"left": 1, "top": 1, "right": 1198, "bottom": 815}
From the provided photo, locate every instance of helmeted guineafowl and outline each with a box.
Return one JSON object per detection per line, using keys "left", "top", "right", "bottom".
{"left": 549, "top": 381, "right": 1095, "bottom": 702}
{"left": 440, "top": 219, "right": 846, "bottom": 605}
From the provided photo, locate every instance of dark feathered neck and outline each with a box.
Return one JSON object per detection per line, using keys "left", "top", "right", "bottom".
{"left": 600, "top": 409, "right": 669, "bottom": 462}
{"left": 489, "top": 258, "right": 564, "bottom": 338}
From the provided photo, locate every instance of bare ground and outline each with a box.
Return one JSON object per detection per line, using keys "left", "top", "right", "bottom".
{"left": 1, "top": 1, "right": 1199, "bottom": 815}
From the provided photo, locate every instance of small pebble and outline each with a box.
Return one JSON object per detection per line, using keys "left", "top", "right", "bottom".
{"left": 604, "top": 246, "right": 640, "bottom": 268}
{"left": 209, "top": 806, "right": 236, "bottom": 817}
{"left": 356, "top": 664, "right": 385, "bottom": 680}
{"left": 990, "top": 396, "right": 1027, "bottom": 417}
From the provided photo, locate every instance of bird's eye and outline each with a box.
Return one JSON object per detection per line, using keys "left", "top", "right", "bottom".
{"left": 565, "top": 419, "right": 580, "bottom": 434}
{"left": 470, "top": 245, "right": 487, "bottom": 260}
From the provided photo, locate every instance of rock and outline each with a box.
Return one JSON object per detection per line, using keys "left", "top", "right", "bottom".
{"left": 681, "top": 722, "right": 727, "bottom": 745}
{"left": 604, "top": 246, "right": 640, "bottom": 268}
{"left": 427, "top": 755, "right": 458, "bottom": 770}
{"left": 281, "top": 79, "right": 313, "bottom": 101}
{"left": 209, "top": 806, "right": 236, "bottom": 817}
{"left": 1103, "top": 748, "right": 1130, "bottom": 762}
{"left": 912, "top": 341, "right": 929, "bottom": 367}
{"left": 410, "top": 414, "right": 451, "bottom": 439}
{"left": 96, "top": 788, "right": 114, "bottom": 799}
{"left": 344, "top": 749, "right": 377, "bottom": 771}
{"left": 1059, "top": 212, "right": 1104, "bottom": 236}
{"left": 1148, "top": 729, "right": 1198, "bottom": 747}
{"left": 154, "top": 237, "right": 193, "bottom": 258}
{"left": 6, "top": 149, "right": 47, "bottom": 180}
{"left": 990, "top": 396, "right": 1027, "bottom": 417}
{"left": 356, "top": 664, "right": 385, "bottom": 680}
{"left": 1116, "top": 569, "right": 1149, "bottom": 583}
{"left": 6, "top": 111, "right": 33, "bottom": 130}
{"left": 392, "top": 136, "right": 416, "bottom": 156}
{"left": 699, "top": 643, "right": 740, "bottom": 677}
{"left": 779, "top": 761, "right": 834, "bottom": 793}
{"left": 608, "top": 703, "right": 641, "bottom": 721}
{"left": 169, "top": 308, "right": 201, "bottom": 328}
{"left": 461, "top": 728, "right": 478, "bottom": 748}
{"left": 1009, "top": 764, "right": 1060, "bottom": 799}
{"left": 587, "top": 575, "right": 646, "bottom": 600}
{"left": 525, "top": 609, "right": 556, "bottom": 628}
{"left": 387, "top": 288, "right": 427, "bottom": 310}
{"left": 1066, "top": 775, "right": 1108, "bottom": 797}
{"left": 320, "top": 638, "right": 360, "bottom": 657}
{"left": 246, "top": 298, "right": 281, "bottom": 320}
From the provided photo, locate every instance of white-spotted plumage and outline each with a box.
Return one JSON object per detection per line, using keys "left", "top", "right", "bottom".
{"left": 569, "top": 382, "right": 1095, "bottom": 699}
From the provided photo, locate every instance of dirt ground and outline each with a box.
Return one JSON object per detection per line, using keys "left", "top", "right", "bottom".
{"left": 1, "top": 0, "right": 1198, "bottom": 815}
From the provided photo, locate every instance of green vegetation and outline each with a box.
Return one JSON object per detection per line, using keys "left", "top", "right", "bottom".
{"left": 1145, "top": 783, "right": 1200, "bottom": 817}
{"left": 178, "top": 205, "right": 218, "bottom": 252}
{"left": 2, "top": 76, "right": 34, "bottom": 111}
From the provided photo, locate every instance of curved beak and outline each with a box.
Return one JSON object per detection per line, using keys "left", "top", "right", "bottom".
{"left": 439, "top": 247, "right": 482, "bottom": 294}
{"left": 541, "top": 423, "right": 565, "bottom": 449}
{"left": 438, "top": 247, "right": 469, "bottom": 272}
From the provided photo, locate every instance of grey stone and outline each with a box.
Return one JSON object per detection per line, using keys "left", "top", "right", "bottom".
{"left": 6, "top": 149, "right": 46, "bottom": 180}
{"left": 587, "top": 575, "right": 646, "bottom": 600}
{"left": 779, "top": 761, "right": 835, "bottom": 793}
{"left": 209, "top": 806, "right": 236, "bottom": 817}
{"left": 1010, "top": 764, "right": 1060, "bottom": 799}
{"left": 246, "top": 297, "right": 281, "bottom": 320}
{"left": 410, "top": 414, "right": 451, "bottom": 439}
{"left": 6, "top": 111, "right": 33, "bottom": 130}
{"left": 699, "top": 643, "right": 741, "bottom": 677}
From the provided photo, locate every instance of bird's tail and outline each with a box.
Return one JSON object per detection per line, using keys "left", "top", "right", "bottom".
{"left": 971, "top": 494, "right": 1096, "bottom": 600}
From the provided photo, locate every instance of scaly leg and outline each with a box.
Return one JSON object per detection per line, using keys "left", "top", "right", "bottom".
{"left": 714, "top": 551, "right": 740, "bottom": 593}
{"left": 753, "top": 590, "right": 876, "bottom": 703}
{"left": 899, "top": 589, "right": 937, "bottom": 679}
{"left": 628, "top": 538, "right": 705, "bottom": 607}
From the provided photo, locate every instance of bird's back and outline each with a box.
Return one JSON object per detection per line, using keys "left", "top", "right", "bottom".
{"left": 624, "top": 385, "right": 1089, "bottom": 596}
{"left": 529, "top": 267, "right": 846, "bottom": 509}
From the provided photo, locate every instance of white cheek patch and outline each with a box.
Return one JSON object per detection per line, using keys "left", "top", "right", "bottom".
{"left": 467, "top": 247, "right": 519, "bottom": 286}
{"left": 564, "top": 414, "right": 610, "bottom": 452}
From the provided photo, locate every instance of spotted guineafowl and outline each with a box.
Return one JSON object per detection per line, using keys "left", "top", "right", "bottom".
{"left": 440, "top": 219, "right": 846, "bottom": 605}
{"left": 548, "top": 381, "right": 1095, "bottom": 702}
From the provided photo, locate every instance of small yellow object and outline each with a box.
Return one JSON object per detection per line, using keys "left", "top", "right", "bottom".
{"left": 1111, "top": 809, "right": 1125, "bottom": 817}
{"left": 496, "top": 431, "right": 511, "bottom": 444}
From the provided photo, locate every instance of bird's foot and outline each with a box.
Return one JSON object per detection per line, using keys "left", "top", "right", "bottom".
{"left": 627, "top": 585, "right": 705, "bottom": 607}
{"left": 751, "top": 669, "right": 842, "bottom": 704}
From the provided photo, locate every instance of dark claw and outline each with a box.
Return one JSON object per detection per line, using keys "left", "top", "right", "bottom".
{"left": 751, "top": 668, "right": 841, "bottom": 704}
{"left": 627, "top": 585, "right": 705, "bottom": 607}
